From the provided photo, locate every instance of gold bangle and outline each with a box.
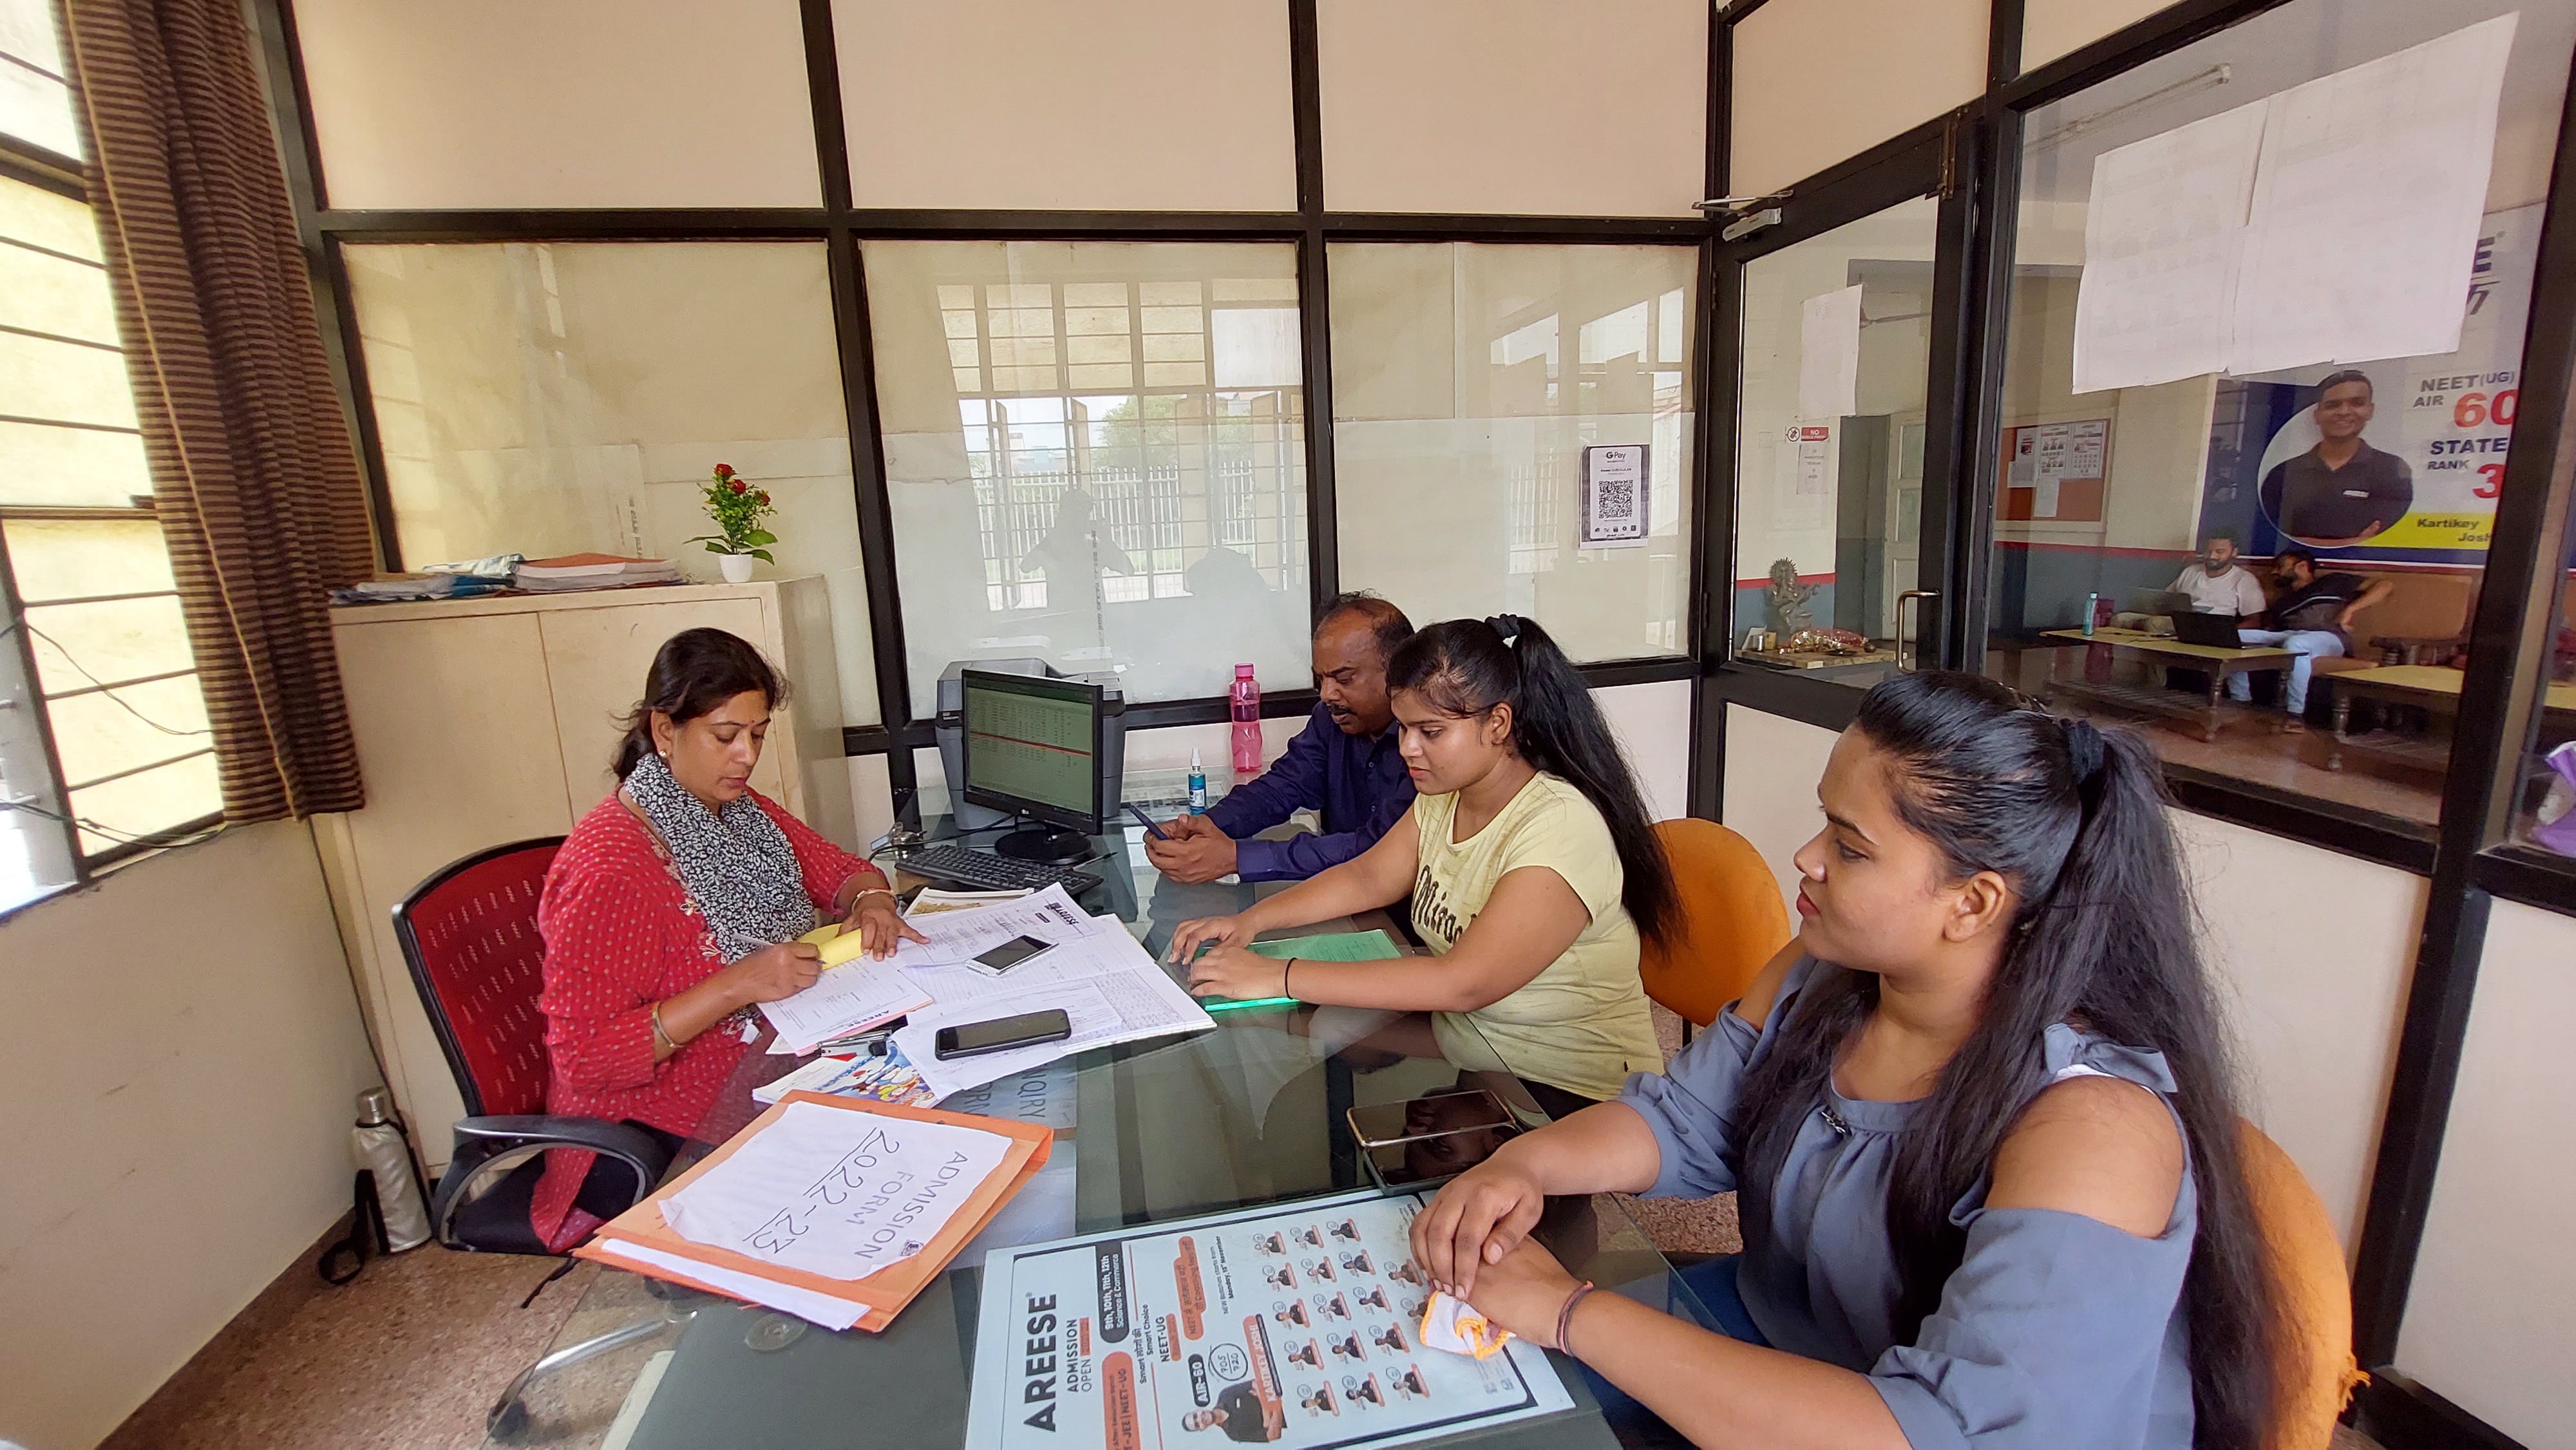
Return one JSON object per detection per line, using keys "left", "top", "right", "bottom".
{"left": 650, "top": 1002, "right": 677, "bottom": 1056}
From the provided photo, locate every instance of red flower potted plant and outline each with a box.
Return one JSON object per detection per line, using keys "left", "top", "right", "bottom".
{"left": 690, "top": 463, "right": 777, "bottom": 583}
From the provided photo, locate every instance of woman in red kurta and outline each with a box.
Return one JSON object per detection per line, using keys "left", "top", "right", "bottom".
{"left": 529, "top": 628, "right": 922, "bottom": 1250}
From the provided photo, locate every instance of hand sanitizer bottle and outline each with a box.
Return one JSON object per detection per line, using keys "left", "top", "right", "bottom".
{"left": 1188, "top": 748, "right": 1208, "bottom": 813}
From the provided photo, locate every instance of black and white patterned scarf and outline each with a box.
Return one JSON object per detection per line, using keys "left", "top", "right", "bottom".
{"left": 623, "top": 752, "right": 818, "bottom": 963}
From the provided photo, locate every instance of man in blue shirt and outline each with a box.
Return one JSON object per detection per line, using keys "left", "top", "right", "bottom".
{"left": 1146, "top": 593, "right": 1416, "bottom": 883}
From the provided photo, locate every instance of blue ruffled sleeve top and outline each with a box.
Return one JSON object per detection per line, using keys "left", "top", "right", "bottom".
{"left": 1618, "top": 956, "right": 2199, "bottom": 1449}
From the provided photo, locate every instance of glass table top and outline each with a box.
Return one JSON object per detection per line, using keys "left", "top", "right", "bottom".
{"left": 478, "top": 819, "right": 1709, "bottom": 1449}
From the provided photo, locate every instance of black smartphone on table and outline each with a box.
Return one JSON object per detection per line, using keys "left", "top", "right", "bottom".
{"left": 933, "top": 1008, "right": 1073, "bottom": 1060}
{"left": 1123, "top": 803, "right": 1171, "bottom": 841}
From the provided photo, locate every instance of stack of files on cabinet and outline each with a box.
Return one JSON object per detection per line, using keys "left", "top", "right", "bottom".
{"left": 512, "top": 553, "right": 683, "bottom": 592}
{"left": 574, "top": 1092, "right": 1051, "bottom": 1330}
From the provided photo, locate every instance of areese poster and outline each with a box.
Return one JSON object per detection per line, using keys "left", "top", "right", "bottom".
{"left": 2201, "top": 205, "right": 2537, "bottom": 566}
{"left": 965, "top": 1190, "right": 1573, "bottom": 1450}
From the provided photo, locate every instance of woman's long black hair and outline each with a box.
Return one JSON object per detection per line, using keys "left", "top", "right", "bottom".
{"left": 1385, "top": 615, "right": 1678, "bottom": 946}
{"left": 1732, "top": 670, "right": 2282, "bottom": 1447}
{"left": 612, "top": 628, "right": 789, "bottom": 778}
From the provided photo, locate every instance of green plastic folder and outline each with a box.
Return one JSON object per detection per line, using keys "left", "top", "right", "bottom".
{"left": 1200, "top": 928, "right": 1406, "bottom": 1012}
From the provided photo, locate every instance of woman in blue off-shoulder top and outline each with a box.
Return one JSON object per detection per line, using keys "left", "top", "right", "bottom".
{"left": 1409, "top": 670, "right": 2289, "bottom": 1450}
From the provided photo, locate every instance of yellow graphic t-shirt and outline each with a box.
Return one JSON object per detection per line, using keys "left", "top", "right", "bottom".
{"left": 1414, "top": 773, "right": 1662, "bottom": 1102}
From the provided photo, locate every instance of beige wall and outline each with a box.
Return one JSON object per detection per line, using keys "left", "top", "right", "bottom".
{"left": 835, "top": 0, "right": 1295, "bottom": 211}
{"left": 2395, "top": 898, "right": 2576, "bottom": 1450}
{"left": 1730, "top": 0, "right": 1990, "bottom": 198}
{"left": 2166, "top": 813, "right": 2418, "bottom": 1245}
{"left": 1597, "top": 680, "right": 1693, "bottom": 824}
{"left": 1721, "top": 704, "right": 1841, "bottom": 914}
{"left": 0, "top": 823, "right": 378, "bottom": 1450}
{"left": 292, "top": 0, "right": 820, "bottom": 209}
{"left": 1718, "top": 704, "right": 2411, "bottom": 1243}
{"left": 1318, "top": 0, "right": 1708, "bottom": 216}
{"left": 2020, "top": 0, "right": 2175, "bottom": 71}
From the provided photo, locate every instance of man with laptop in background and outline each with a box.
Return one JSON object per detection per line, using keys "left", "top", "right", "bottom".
{"left": 2168, "top": 529, "right": 2269, "bottom": 619}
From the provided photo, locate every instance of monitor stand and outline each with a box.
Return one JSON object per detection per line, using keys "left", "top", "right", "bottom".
{"left": 991, "top": 821, "right": 1092, "bottom": 866}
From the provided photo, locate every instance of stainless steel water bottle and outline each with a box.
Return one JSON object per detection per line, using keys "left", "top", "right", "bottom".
{"left": 351, "top": 1087, "right": 432, "bottom": 1252}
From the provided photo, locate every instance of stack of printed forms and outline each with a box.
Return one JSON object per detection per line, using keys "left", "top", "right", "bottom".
{"left": 574, "top": 1093, "right": 1052, "bottom": 1330}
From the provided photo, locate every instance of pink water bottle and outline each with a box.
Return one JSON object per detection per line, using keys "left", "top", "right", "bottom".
{"left": 1230, "top": 663, "right": 1262, "bottom": 776}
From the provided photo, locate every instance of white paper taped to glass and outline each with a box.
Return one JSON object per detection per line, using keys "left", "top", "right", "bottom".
{"left": 2072, "top": 13, "right": 2517, "bottom": 393}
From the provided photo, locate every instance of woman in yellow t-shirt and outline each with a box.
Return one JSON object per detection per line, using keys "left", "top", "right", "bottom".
{"left": 1169, "top": 614, "right": 1676, "bottom": 1111}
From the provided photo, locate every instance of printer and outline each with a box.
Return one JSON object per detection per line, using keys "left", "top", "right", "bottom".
{"left": 933, "top": 657, "right": 1127, "bottom": 830}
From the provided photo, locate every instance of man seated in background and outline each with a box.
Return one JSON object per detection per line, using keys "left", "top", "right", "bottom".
{"left": 1148, "top": 593, "right": 1416, "bottom": 883}
{"left": 2228, "top": 545, "right": 2391, "bottom": 731}
{"left": 2169, "top": 529, "right": 2267, "bottom": 618}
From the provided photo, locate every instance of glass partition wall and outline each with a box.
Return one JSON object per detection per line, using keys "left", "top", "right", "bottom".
{"left": 864, "top": 241, "right": 1312, "bottom": 718}
{"left": 1331, "top": 243, "right": 1697, "bottom": 662}
{"left": 1728, "top": 199, "right": 1942, "bottom": 693}
{"left": 1981, "top": 0, "right": 2576, "bottom": 833}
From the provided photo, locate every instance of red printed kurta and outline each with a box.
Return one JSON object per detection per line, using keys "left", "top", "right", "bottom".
{"left": 529, "top": 789, "right": 878, "bottom": 1250}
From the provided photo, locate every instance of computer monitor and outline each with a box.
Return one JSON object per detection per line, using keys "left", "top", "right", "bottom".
{"left": 959, "top": 668, "right": 1106, "bottom": 864}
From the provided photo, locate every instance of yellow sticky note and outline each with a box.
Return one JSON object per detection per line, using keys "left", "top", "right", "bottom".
{"left": 799, "top": 923, "right": 872, "bottom": 968}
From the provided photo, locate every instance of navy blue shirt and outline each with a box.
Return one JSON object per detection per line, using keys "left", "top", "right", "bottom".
{"left": 1203, "top": 704, "right": 1415, "bottom": 881}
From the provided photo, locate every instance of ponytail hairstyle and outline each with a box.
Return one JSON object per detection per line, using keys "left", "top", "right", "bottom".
{"left": 612, "top": 628, "right": 790, "bottom": 778}
{"left": 1730, "top": 670, "right": 2284, "bottom": 1448}
{"left": 1385, "top": 615, "right": 1678, "bottom": 946}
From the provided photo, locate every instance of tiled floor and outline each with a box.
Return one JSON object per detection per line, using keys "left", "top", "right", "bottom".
{"left": 105, "top": 1247, "right": 598, "bottom": 1450}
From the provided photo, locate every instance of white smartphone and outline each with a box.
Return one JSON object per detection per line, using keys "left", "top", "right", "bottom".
{"left": 970, "top": 934, "right": 1056, "bottom": 977}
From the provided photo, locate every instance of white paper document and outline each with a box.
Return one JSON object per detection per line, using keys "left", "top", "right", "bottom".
{"left": 660, "top": 1100, "right": 1012, "bottom": 1281}
{"left": 757, "top": 884, "right": 1106, "bottom": 1051}
{"left": 891, "top": 882, "right": 1103, "bottom": 967}
{"left": 1797, "top": 284, "right": 1864, "bottom": 420}
{"left": 2231, "top": 13, "right": 2517, "bottom": 374}
{"left": 893, "top": 927, "right": 1214, "bottom": 1100}
{"left": 759, "top": 964, "right": 933, "bottom": 1055}
{"left": 2072, "top": 99, "right": 2268, "bottom": 393}
{"left": 591, "top": 1236, "right": 869, "bottom": 1332}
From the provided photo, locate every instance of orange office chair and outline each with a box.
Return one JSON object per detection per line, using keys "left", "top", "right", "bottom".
{"left": 2238, "top": 1120, "right": 2366, "bottom": 1450}
{"left": 1640, "top": 818, "right": 1795, "bottom": 1031}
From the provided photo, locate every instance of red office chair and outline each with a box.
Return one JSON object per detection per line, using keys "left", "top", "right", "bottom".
{"left": 393, "top": 837, "right": 672, "bottom": 1255}
{"left": 397, "top": 838, "right": 697, "bottom": 1441}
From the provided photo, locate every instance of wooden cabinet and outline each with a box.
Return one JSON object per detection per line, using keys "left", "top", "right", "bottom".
{"left": 314, "top": 579, "right": 850, "bottom": 1167}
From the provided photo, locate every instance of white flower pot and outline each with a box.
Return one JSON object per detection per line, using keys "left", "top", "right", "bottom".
{"left": 718, "top": 553, "right": 755, "bottom": 584}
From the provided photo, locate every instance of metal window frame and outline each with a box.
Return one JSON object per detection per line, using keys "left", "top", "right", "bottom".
{"left": 0, "top": 104, "right": 225, "bottom": 898}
